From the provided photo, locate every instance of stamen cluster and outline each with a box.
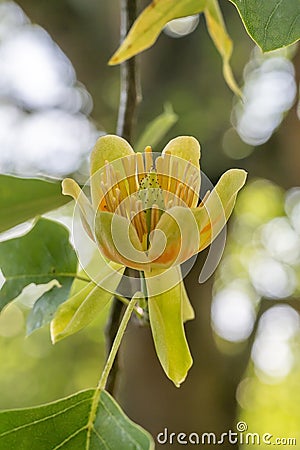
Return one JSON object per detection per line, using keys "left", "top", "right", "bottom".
{"left": 98, "top": 146, "right": 199, "bottom": 247}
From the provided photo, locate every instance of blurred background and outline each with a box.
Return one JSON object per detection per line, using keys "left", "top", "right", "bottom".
{"left": 0, "top": 1, "right": 299, "bottom": 448}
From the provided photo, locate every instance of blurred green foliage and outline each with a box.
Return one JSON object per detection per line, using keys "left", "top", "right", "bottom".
{"left": 213, "top": 179, "right": 300, "bottom": 448}
{"left": 0, "top": 301, "right": 109, "bottom": 409}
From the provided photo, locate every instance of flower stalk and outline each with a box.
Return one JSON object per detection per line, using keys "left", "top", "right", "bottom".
{"left": 98, "top": 293, "right": 140, "bottom": 391}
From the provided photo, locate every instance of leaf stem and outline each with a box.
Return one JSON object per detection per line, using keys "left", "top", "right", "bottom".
{"left": 114, "top": 292, "right": 144, "bottom": 319}
{"left": 74, "top": 274, "right": 91, "bottom": 283}
{"left": 98, "top": 293, "right": 139, "bottom": 391}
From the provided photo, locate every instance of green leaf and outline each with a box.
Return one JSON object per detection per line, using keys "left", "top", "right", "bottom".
{"left": 145, "top": 267, "right": 193, "bottom": 387}
{"left": 109, "top": 0, "right": 207, "bottom": 65}
{"left": 0, "top": 389, "right": 154, "bottom": 449}
{"left": 204, "top": 0, "right": 241, "bottom": 97}
{"left": 0, "top": 175, "right": 69, "bottom": 233}
{"left": 135, "top": 103, "right": 178, "bottom": 152}
{"left": 109, "top": 0, "right": 240, "bottom": 94}
{"left": 51, "top": 263, "right": 125, "bottom": 343}
{"left": 0, "top": 218, "right": 78, "bottom": 332}
{"left": 229, "top": 0, "right": 300, "bottom": 51}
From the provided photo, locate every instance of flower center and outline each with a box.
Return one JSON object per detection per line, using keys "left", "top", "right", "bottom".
{"left": 97, "top": 146, "right": 199, "bottom": 246}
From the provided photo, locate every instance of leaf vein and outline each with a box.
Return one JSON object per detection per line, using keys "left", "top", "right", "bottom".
{"left": 4, "top": 273, "right": 76, "bottom": 281}
{"left": 287, "top": 12, "right": 300, "bottom": 41}
{"left": 100, "top": 401, "right": 142, "bottom": 448}
{"left": 0, "top": 398, "right": 91, "bottom": 438}
{"left": 92, "top": 427, "right": 111, "bottom": 449}
{"left": 52, "top": 426, "right": 87, "bottom": 449}
{"left": 263, "top": 0, "right": 283, "bottom": 47}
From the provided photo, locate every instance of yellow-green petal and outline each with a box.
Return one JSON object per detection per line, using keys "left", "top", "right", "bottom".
{"left": 62, "top": 178, "right": 94, "bottom": 241}
{"left": 148, "top": 206, "right": 200, "bottom": 268}
{"left": 193, "top": 168, "right": 247, "bottom": 250}
{"left": 182, "top": 285, "right": 195, "bottom": 322}
{"left": 145, "top": 267, "right": 193, "bottom": 387}
{"left": 95, "top": 211, "right": 150, "bottom": 270}
{"left": 162, "top": 135, "right": 200, "bottom": 169}
{"left": 161, "top": 136, "right": 201, "bottom": 207}
{"left": 90, "top": 134, "right": 134, "bottom": 176}
{"left": 51, "top": 262, "right": 125, "bottom": 343}
{"left": 90, "top": 134, "right": 134, "bottom": 208}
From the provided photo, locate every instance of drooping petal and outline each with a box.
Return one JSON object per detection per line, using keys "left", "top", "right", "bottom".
{"left": 193, "top": 168, "right": 247, "bottom": 251}
{"left": 90, "top": 135, "right": 135, "bottom": 208}
{"left": 62, "top": 178, "right": 95, "bottom": 241}
{"left": 95, "top": 211, "right": 151, "bottom": 270}
{"left": 51, "top": 262, "right": 125, "bottom": 343}
{"left": 145, "top": 267, "right": 193, "bottom": 387}
{"left": 182, "top": 285, "right": 195, "bottom": 322}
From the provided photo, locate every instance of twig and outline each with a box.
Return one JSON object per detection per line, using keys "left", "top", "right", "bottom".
{"left": 105, "top": 0, "right": 141, "bottom": 395}
{"left": 100, "top": 294, "right": 139, "bottom": 391}
{"left": 116, "top": 0, "right": 141, "bottom": 142}
{"left": 105, "top": 297, "right": 124, "bottom": 394}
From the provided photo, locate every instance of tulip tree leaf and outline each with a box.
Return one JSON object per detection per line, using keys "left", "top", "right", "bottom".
{"left": 229, "top": 0, "right": 300, "bottom": 52}
{"left": 204, "top": 0, "right": 241, "bottom": 97}
{"left": 0, "top": 389, "right": 155, "bottom": 449}
{"left": 0, "top": 218, "right": 78, "bottom": 332}
{"left": 109, "top": 0, "right": 207, "bottom": 65}
{"left": 136, "top": 103, "right": 178, "bottom": 153}
{"left": 0, "top": 175, "right": 69, "bottom": 233}
{"left": 109, "top": 0, "right": 240, "bottom": 94}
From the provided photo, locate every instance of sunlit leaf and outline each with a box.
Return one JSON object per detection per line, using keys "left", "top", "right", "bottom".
{"left": 0, "top": 175, "right": 69, "bottom": 233}
{"left": 109, "top": 0, "right": 207, "bottom": 65}
{"left": 0, "top": 389, "right": 154, "bottom": 449}
{"left": 145, "top": 267, "right": 193, "bottom": 387}
{"left": 229, "top": 0, "right": 300, "bottom": 52}
{"left": 204, "top": 0, "right": 241, "bottom": 97}
{"left": 135, "top": 103, "right": 178, "bottom": 152}
{"left": 109, "top": 0, "right": 240, "bottom": 94}
{"left": 0, "top": 218, "right": 78, "bottom": 333}
{"left": 51, "top": 263, "right": 125, "bottom": 343}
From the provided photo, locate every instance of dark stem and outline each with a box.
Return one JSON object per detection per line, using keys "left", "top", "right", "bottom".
{"left": 105, "top": 0, "right": 141, "bottom": 395}
{"left": 105, "top": 297, "right": 125, "bottom": 394}
{"left": 116, "top": 0, "right": 141, "bottom": 142}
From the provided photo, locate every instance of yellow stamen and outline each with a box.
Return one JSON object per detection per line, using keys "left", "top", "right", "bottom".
{"left": 150, "top": 204, "right": 160, "bottom": 232}
{"left": 115, "top": 170, "right": 129, "bottom": 199}
{"left": 144, "top": 146, "right": 153, "bottom": 172}
{"left": 122, "top": 154, "right": 137, "bottom": 194}
{"left": 137, "top": 152, "right": 145, "bottom": 183}
{"left": 174, "top": 182, "right": 184, "bottom": 206}
{"left": 101, "top": 181, "right": 114, "bottom": 212}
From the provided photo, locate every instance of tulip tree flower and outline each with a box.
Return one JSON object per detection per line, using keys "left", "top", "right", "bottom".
{"left": 62, "top": 135, "right": 247, "bottom": 386}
